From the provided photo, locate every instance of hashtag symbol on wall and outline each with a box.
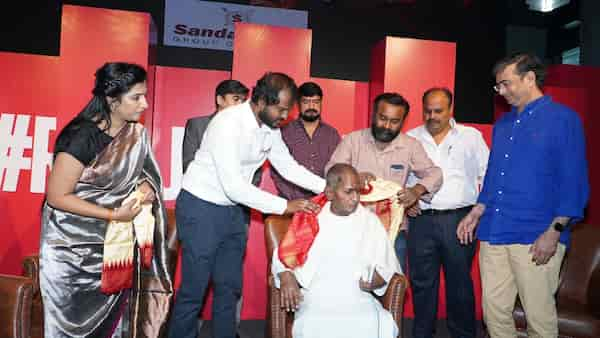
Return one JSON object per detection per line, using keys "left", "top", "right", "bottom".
{"left": 0, "top": 113, "right": 33, "bottom": 192}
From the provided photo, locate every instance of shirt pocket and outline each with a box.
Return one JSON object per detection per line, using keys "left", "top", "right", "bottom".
{"left": 389, "top": 162, "right": 408, "bottom": 183}
{"left": 447, "top": 144, "right": 468, "bottom": 171}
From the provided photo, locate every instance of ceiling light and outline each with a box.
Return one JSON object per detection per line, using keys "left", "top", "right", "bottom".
{"left": 526, "top": 0, "right": 570, "bottom": 13}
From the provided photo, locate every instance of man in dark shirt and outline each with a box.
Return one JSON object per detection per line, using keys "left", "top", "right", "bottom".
{"left": 271, "top": 82, "right": 341, "bottom": 199}
{"left": 457, "top": 52, "right": 589, "bottom": 338}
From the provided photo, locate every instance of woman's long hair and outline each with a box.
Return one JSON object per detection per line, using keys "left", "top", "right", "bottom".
{"left": 53, "top": 62, "right": 147, "bottom": 156}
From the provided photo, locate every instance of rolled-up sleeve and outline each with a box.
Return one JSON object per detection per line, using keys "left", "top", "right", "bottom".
{"left": 555, "top": 113, "right": 589, "bottom": 222}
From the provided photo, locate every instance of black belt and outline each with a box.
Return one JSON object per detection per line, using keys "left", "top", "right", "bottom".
{"left": 420, "top": 205, "right": 473, "bottom": 216}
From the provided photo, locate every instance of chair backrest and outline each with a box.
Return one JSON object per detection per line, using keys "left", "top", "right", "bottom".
{"left": 557, "top": 223, "right": 600, "bottom": 306}
{"left": 264, "top": 215, "right": 293, "bottom": 265}
{"left": 22, "top": 255, "right": 42, "bottom": 338}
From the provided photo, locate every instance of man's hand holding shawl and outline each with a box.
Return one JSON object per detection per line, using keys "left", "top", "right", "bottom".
{"left": 278, "top": 194, "right": 329, "bottom": 269}
{"left": 359, "top": 178, "right": 405, "bottom": 244}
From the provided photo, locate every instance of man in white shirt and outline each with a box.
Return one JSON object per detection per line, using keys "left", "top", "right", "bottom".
{"left": 406, "top": 88, "right": 489, "bottom": 338}
{"left": 169, "top": 72, "right": 326, "bottom": 338}
{"left": 273, "top": 163, "right": 402, "bottom": 338}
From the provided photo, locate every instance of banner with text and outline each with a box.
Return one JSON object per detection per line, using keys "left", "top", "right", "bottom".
{"left": 164, "top": 0, "right": 308, "bottom": 50}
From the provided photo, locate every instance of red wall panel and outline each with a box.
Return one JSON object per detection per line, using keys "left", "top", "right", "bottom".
{"left": 309, "top": 77, "right": 369, "bottom": 135}
{"left": 354, "top": 82, "right": 371, "bottom": 130}
{"left": 371, "top": 37, "right": 456, "bottom": 131}
{"left": 232, "top": 23, "right": 312, "bottom": 92}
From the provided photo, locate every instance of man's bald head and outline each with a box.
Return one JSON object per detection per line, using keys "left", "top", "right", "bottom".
{"left": 326, "top": 163, "right": 359, "bottom": 190}
{"left": 325, "top": 163, "right": 361, "bottom": 216}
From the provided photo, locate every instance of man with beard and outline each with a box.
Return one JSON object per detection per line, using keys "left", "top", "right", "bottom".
{"left": 326, "top": 92, "right": 443, "bottom": 271}
{"left": 271, "top": 81, "right": 341, "bottom": 200}
{"left": 405, "top": 88, "right": 489, "bottom": 338}
{"left": 170, "top": 72, "right": 326, "bottom": 338}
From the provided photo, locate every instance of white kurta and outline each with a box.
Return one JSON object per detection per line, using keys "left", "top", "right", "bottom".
{"left": 273, "top": 203, "right": 402, "bottom": 338}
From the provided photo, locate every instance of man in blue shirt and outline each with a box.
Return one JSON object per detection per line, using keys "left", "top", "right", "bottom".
{"left": 457, "top": 52, "right": 589, "bottom": 338}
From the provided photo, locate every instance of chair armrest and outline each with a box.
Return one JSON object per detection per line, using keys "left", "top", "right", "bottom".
{"left": 268, "top": 275, "right": 294, "bottom": 338}
{"left": 380, "top": 273, "right": 408, "bottom": 335}
{"left": 0, "top": 274, "right": 33, "bottom": 338}
{"left": 587, "top": 264, "right": 600, "bottom": 317}
{"left": 22, "top": 255, "right": 40, "bottom": 296}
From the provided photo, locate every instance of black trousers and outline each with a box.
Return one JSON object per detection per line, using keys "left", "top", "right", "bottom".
{"left": 407, "top": 207, "right": 476, "bottom": 338}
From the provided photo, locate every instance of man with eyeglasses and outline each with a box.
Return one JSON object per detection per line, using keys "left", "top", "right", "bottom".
{"left": 271, "top": 81, "right": 341, "bottom": 200}
{"left": 457, "top": 52, "right": 589, "bottom": 338}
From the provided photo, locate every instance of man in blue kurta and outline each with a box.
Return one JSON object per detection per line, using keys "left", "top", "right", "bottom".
{"left": 457, "top": 52, "right": 589, "bottom": 338}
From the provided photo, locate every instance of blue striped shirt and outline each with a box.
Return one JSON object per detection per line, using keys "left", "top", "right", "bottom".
{"left": 477, "top": 95, "right": 589, "bottom": 245}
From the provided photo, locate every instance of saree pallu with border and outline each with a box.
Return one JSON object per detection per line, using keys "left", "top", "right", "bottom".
{"left": 39, "top": 123, "right": 174, "bottom": 338}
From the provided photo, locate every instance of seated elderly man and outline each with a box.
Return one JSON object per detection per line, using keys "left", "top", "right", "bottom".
{"left": 272, "top": 163, "right": 402, "bottom": 338}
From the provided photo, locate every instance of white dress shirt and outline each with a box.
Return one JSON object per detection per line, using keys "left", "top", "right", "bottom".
{"left": 182, "top": 101, "right": 326, "bottom": 215}
{"left": 407, "top": 119, "right": 489, "bottom": 210}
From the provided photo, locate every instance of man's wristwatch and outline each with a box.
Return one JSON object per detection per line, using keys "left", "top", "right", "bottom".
{"left": 552, "top": 222, "right": 567, "bottom": 232}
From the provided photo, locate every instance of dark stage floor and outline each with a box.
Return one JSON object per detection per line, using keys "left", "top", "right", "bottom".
{"left": 198, "top": 319, "right": 488, "bottom": 338}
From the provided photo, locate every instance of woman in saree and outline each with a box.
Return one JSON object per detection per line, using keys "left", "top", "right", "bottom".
{"left": 40, "top": 62, "right": 173, "bottom": 337}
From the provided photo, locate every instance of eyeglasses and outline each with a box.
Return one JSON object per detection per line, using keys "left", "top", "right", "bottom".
{"left": 493, "top": 80, "right": 511, "bottom": 93}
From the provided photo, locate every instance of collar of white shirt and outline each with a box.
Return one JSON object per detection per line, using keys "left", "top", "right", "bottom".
{"left": 238, "top": 100, "right": 276, "bottom": 150}
{"left": 414, "top": 118, "right": 460, "bottom": 146}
